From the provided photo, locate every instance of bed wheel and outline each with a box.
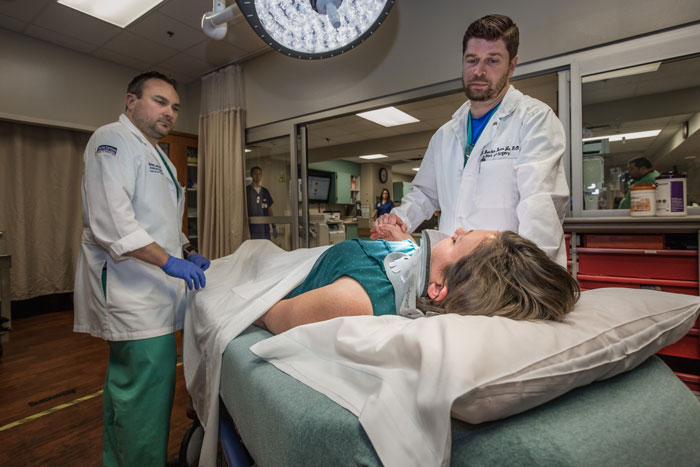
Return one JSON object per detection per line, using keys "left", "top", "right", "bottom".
{"left": 178, "top": 420, "right": 204, "bottom": 467}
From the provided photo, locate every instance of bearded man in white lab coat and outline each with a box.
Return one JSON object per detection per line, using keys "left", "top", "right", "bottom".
{"left": 372, "top": 14, "right": 569, "bottom": 266}
{"left": 74, "top": 71, "right": 211, "bottom": 466}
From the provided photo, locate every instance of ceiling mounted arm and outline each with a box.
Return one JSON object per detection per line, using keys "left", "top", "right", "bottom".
{"left": 202, "top": 0, "right": 240, "bottom": 40}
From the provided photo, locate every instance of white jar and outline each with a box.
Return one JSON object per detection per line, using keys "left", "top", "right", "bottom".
{"left": 630, "top": 183, "right": 656, "bottom": 216}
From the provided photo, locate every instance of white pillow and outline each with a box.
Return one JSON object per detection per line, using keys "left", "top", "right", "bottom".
{"left": 251, "top": 288, "right": 700, "bottom": 467}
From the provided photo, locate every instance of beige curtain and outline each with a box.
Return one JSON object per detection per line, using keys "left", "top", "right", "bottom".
{"left": 0, "top": 120, "right": 88, "bottom": 300}
{"left": 198, "top": 64, "right": 249, "bottom": 259}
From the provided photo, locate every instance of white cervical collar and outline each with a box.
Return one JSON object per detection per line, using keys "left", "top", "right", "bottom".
{"left": 383, "top": 230, "right": 449, "bottom": 319}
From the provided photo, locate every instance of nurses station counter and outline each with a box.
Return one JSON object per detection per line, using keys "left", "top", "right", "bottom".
{"left": 564, "top": 216, "right": 700, "bottom": 391}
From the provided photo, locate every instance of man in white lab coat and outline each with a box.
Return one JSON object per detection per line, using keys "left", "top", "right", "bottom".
{"left": 73, "top": 71, "right": 211, "bottom": 466}
{"left": 373, "top": 14, "right": 569, "bottom": 266}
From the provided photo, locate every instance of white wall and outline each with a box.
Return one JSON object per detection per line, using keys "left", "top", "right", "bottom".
{"left": 242, "top": 0, "right": 700, "bottom": 127}
{"left": 0, "top": 28, "right": 200, "bottom": 134}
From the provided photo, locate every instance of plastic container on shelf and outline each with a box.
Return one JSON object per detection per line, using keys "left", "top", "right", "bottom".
{"left": 655, "top": 169, "right": 687, "bottom": 217}
{"left": 630, "top": 183, "right": 656, "bottom": 216}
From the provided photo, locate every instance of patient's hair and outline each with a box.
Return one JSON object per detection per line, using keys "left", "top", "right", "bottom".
{"left": 417, "top": 231, "right": 579, "bottom": 321}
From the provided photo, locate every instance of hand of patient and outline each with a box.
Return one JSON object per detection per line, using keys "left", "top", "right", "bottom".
{"left": 370, "top": 223, "right": 412, "bottom": 241}
{"left": 162, "top": 255, "right": 206, "bottom": 290}
{"left": 370, "top": 213, "right": 407, "bottom": 240}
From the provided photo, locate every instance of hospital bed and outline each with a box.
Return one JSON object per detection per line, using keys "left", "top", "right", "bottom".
{"left": 182, "top": 242, "right": 700, "bottom": 467}
{"left": 211, "top": 326, "right": 700, "bottom": 467}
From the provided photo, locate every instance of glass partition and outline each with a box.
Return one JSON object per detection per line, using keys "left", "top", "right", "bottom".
{"left": 580, "top": 54, "right": 700, "bottom": 211}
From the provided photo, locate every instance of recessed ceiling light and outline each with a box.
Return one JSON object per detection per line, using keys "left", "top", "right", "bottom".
{"left": 359, "top": 154, "right": 388, "bottom": 160}
{"left": 582, "top": 130, "right": 661, "bottom": 142}
{"left": 582, "top": 62, "right": 661, "bottom": 84}
{"left": 57, "top": 0, "right": 164, "bottom": 28}
{"left": 356, "top": 107, "right": 419, "bottom": 127}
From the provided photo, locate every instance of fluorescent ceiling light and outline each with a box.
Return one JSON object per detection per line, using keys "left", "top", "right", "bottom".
{"left": 245, "top": 149, "right": 252, "bottom": 153}
{"left": 359, "top": 154, "right": 388, "bottom": 160}
{"left": 412, "top": 167, "right": 420, "bottom": 171}
{"left": 57, "top": 0, "right": 163, "bottom": 28}
{"left": 582, "top": 130, "right": 661, "bottom": 142}
{"left": 356, "top": 107, "right": 419, "bottom": 127}
{"left": 582, "top": 62, "right": 661, "bottom": 84}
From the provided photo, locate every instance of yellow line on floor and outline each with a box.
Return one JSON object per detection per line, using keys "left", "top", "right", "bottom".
{"left": 0, "top": 361, "right": 183, "bottom": 432}
{"left": 0, "top": 390, "right": 103, "bottom": 432}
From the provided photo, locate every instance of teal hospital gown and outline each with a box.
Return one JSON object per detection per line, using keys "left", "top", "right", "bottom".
{"left": 285, "top": 239, "right": 417, "bottom": 316}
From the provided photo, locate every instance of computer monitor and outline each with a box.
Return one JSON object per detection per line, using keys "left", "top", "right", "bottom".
{"left": 308, "top": 173, "right": 332, "bottom": 203}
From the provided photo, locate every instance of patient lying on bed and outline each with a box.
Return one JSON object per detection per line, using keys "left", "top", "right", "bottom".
{"left": 256, "top": 227, "right": 579, "bottom": 334}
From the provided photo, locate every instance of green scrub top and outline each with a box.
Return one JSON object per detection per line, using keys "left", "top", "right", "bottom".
{"left": 286, "top": 239, "right": 417, "bottom": 316}
{"left": 618, "top": 170, "right": 660, "bottom": 209}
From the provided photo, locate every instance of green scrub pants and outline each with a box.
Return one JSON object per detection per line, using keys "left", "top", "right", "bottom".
{"left": 103, "top": 333, "right": 177, "bottom": 467}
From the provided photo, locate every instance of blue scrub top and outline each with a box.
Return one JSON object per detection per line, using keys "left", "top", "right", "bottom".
{"left": 247, "top": 184, "right": 274, "bottom": 239}
{"left": 375, "top": 200, "right": 395, "bottom": 217}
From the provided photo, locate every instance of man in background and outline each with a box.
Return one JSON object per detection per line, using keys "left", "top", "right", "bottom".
{"left": 618, "top": 156, "right": 659, "bottom": 209}
{"left": 247, "top": 166, "right": 277, "bottom": 239}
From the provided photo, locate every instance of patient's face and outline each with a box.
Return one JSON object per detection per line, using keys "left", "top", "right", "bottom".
{"left": 430, "top": 229, "right": 498, "bottom": 280}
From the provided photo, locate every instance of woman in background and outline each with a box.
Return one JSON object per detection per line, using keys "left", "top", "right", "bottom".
{"left": 371, "top": 188, "right": 394, "bottom": 219}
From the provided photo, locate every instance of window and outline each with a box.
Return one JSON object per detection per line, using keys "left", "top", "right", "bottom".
{"left": 580, "top": 54, "right": 700, "bottom": 211}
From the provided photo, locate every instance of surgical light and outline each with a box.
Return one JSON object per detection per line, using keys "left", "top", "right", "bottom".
{"left": 356, "top": 107, "right": 419, "bottom": 127}
{"left": 57, "top": 0, "right": 164, "bottom": 28}
{"left": 202, "top": 0, "right": 395, "bottom": 59}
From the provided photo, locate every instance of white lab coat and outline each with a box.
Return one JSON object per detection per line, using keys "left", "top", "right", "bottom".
{"left": 74, "top": 114, "right": 189, "bottom": 341}
{"left": 392, "top": 85, "right": 569, "bottom": 266}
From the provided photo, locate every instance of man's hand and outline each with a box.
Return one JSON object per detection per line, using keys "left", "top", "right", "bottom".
{"left": 162, "top": 255, "right": 206, "bottom": 290}
{"left": 187, "top": 253, "right": 211, "bottom": 271}
{"left": 370, "top": 223, "right": 413, "bottom": 241}
{"left": 371, "top": 214, "right": 408, "bottom": 240}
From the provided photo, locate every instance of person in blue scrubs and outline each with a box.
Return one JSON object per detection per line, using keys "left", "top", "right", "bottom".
{"left": 371, "top": 188, "right": 395, "bottom": 219}
{"left": 246, "top": 166, "right": 276, "bottom": 239}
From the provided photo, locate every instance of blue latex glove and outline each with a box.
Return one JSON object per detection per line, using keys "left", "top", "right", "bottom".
{"left": 162, "top": 255, "right": 206, "bottom": 290}
{"left": 272, "top": 225, "right": 278, "bottom": 238}
{"left": 187, "top": 253, "right": 211, "bottom": 271}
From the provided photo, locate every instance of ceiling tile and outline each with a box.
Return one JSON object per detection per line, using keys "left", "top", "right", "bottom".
{"left": 224, "top": 17, "right": 269, "bottom": 54}
{"left": 157, "top": 52, "right": 212, "bottom": 83}
{"left": 0, "top": 12, "right": 27, "bottom": 32}
{"left": 184, "top": 38, "right": 248, "bottom": 67}
{"left": 34, "top": 2, "right": 121, "bottom": 46}
{"left": 129, "top": 11, "right": 206, "bottom": 52}
{"left": 100, "top": 30, "right": 178, "bottom": 65}
{"left": 158, "top": 0, "right": 211, "bottom": 31}
{"left": 25, "top": 24, "right": 99, "bottom": 54}
{"left": 91, "top": 48, "right": 151, "bottom": 73}
{"left": 0, "top": 0, "right": 51, "bottom": 22}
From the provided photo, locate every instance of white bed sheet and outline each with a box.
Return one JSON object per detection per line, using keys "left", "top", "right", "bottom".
{"left": 183, "top": 240, "right": 328, "bottom": 467}
{"left": 250, "top": 288, "right": 700, "bottom": 467}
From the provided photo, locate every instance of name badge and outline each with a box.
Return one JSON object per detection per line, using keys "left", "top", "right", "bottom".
{"left": 480, "top": 145, "right": 520, "bottom": 162}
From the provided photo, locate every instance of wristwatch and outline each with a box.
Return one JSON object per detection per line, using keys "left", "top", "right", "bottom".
{"left": 183, "top": 244, "right": 197, "bottom": 258}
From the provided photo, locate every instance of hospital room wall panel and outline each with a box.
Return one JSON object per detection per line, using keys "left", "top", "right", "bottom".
{"left": 0, "top": 28, "right": 200, "bottom": 135}
{"left": 242, "top": 0, "right": 700, "bottom": 128}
